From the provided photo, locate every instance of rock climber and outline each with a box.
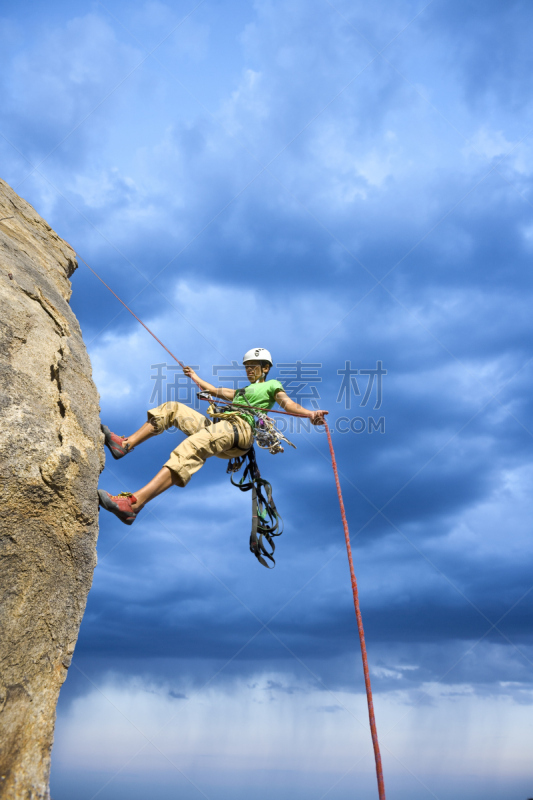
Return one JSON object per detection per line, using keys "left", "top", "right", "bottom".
{"left": 98, "top": 348, "right": 328, "bottom": 524}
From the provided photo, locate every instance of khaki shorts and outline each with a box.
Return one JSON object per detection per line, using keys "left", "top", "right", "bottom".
{"left": 147, "top": 402, "right": 253, "bottom": 487}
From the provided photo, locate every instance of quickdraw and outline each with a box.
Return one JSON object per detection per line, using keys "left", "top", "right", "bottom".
{"left": 253, "top": 413, "right": 297, "bottom": 455}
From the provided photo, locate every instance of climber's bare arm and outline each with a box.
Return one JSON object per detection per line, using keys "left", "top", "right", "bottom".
{"left": 275, "top": 391, "right": 328, "bottom": 425}
{"left": 182, "top": 366, "right": 235, "bottom": 400}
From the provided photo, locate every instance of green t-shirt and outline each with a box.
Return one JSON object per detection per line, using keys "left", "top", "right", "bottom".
{"left": 232, "top": 379, "right": 284, "bottom": 427}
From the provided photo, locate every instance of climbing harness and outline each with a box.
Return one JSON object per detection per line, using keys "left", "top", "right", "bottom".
{"left": 80, "top": 254, "right": 387, "bottom": 800}
{"left": 200, "top": 390, "right": 297, "bottom": 456}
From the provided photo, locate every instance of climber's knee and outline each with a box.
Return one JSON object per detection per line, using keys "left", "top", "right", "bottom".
{"left": 148, "top": 402, "right": 208, "bottom": 436}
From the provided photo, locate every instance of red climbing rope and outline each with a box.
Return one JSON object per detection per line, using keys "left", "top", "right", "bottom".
{"left": 78, "top": 254, "right": 190, "bottom": 372}
{"left": 324, "top": 421, "right": 386, "bottom": 800}
{"left": 81, "top": 254, "right": 386, "bottom": 799}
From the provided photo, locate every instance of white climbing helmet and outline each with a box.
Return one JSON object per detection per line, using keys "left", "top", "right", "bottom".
{"left": 243, "top": 347, "right": 273, "bottom": 366}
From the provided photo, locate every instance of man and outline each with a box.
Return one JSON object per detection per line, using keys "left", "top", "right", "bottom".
{"left": 98, "top": 348, "right": 328, "bottom": 524}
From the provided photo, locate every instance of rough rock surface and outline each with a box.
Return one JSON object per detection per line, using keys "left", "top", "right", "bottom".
{"left": 0, "top": 178, "right": 104, "bottom": 799}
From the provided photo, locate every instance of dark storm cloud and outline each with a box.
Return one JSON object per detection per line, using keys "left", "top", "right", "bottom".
{"left": 424, "top": 0, "right": 533, "bottom": 112}
{"left": 2, "top": 0, "right": 531, "bottom": 713}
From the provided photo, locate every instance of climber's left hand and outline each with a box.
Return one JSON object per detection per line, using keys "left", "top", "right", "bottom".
{"left": 310, "top": 410, "right": 328, "bottom": 426}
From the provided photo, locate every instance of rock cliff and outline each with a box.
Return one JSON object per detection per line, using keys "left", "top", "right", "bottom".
{"left": 0, "top": 178, "right": 103, "bottom": 799}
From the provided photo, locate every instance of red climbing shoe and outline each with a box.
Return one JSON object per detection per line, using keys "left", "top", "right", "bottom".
{"left": 101, "top": 425, "right": 132, "bottom": 459}
{"left": 98, "top": 490, "right": 138, "bottom": 525}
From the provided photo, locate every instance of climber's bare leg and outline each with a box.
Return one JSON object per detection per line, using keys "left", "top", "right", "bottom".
{"left": 131, "top": 466, "right": 174, "bottom": 511}
{"left": 124, "top": 421, "right": 158, "bottom": 449}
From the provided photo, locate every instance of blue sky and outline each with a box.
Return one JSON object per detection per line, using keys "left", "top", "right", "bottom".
{"left": 2, "top": 1, "right": 533, "bottom": 799}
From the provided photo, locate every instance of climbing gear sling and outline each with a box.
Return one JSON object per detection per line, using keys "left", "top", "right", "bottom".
{"left": 226, "top": 447, "right": 283, "bottom": 569}
{"left": 201, "top": 390, "right": 285, "bottom": 567}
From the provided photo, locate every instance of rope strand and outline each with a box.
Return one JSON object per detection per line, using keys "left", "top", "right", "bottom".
{"left": 324, "top": 421, "right": 386, "bottom": 800}
{"left": 78, "top": 254, "right": 190, "bottom": 370}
